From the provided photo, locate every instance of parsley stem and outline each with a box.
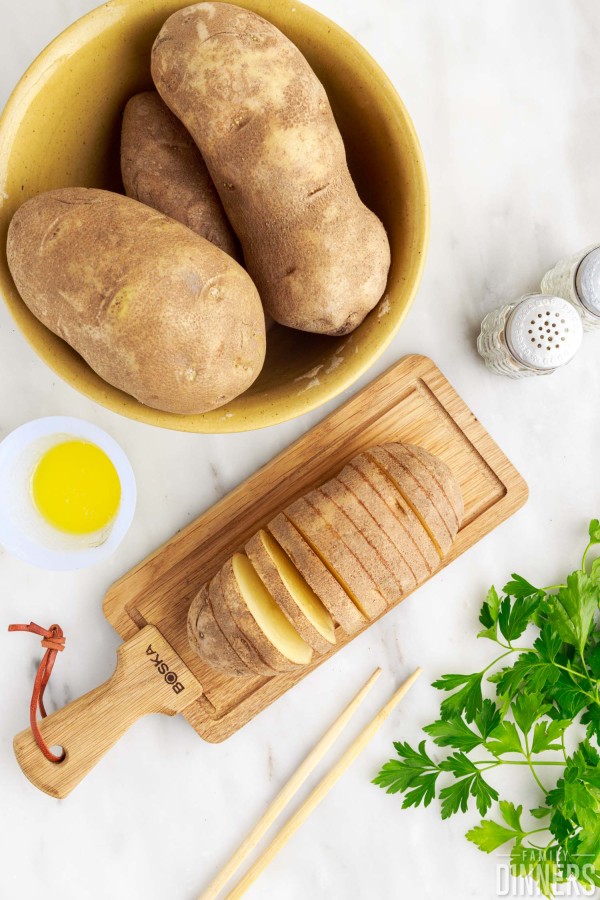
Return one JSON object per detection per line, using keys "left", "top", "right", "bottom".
{"left": 560, "top": 734, "right": 567, "bottom": 763}
{"left": 541, "top": 584, "right": 566, "bottom": 593}
{"left": 482, "top": 649, "right": 518, "bottom": 676}
{"left": 581, "top": 540, "right": 593, "bottom": 572}
{"left": 553, "top": 662, "right": 587, "bottom": 680}
{"left": 471, "top": 760, "right": 562, "bottom": 767}
{"left": 525, "top": 733, "right": 547, "bottom": 793}
{"left": 493, "top": 640, "right": 531, "bottom": 653}
{"left": 579, "top": 656, "right": 595, "bottom": 695}
{"left": 551, "top": 662, "right": 599, "bottom": 705}
{"left": 527, "top": 760, "right": 548, "bottom": 792}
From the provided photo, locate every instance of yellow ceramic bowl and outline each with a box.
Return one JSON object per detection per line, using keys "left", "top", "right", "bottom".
{"left": 0, "top": 0, "right": 428, "bottom": 433}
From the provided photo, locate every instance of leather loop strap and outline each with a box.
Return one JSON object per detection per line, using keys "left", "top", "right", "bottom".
{"left": 9, "top": 622, "right": 67, "bottom": 763}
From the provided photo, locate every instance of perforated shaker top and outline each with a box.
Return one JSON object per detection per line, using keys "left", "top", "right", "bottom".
{"left": 505, "top": 294, "right": 583, "bottom": 371}
{"left": 576, "top": 247, "right": 600, "bottom": 318}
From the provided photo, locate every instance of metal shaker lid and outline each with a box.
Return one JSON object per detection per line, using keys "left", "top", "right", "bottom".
{"left": 576, "top": 247, "right": 600, "bottom": 318}
{"left": 505, "top": 294, "right": 583, "bottom": 371}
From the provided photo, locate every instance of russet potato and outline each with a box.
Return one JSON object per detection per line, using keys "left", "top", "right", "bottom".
{"left": 7, "top": 188, "right": 266, "bottom": 415}
{"left": 121, "top": 91, "right": 240, "bottom": 260}
{"left": 152, "top": 2, "right": 391, "bottom": 335}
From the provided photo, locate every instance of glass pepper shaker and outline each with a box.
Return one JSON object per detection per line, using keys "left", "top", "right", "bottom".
{"left": 541, "top": 245, "right": 600, "bottom": 331}
{"left": 477, "top": 293, "right": 583, "bottom": 378}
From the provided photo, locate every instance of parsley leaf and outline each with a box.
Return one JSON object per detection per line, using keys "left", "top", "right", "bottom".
{"left": 530, "top": 806, "right": 551, "bottom": 819}
{"left": 486, "top": 720, "right": 524, "bottom": 756}
{"left": 423, "top": 717, "right": 482, "bottom": 752}
{"left": 479, "top": 585, "right": 501, "bottom": 627}
{"left": 475, "top": 699, "right": 502, "bottom": 738}
{"left": 546, "top": 572, "right": 598, "bottom": 658}
{"left": 534, "top": 621, "right": 563, "bottom": 664}
{"left": 424, "top": 700, "right": 501, "bottom": 751}
{"left": 466, "top": 819, "right": 517, "bottom": 852}
{"left": 478, "top": 586, "right": 501, "bottom": 640}
{"left": 576, "top": 818, "right": 600, "bottom": 868}
{"left": 587, "top": 642, "right": 600, "bottom": 679}
{"left": 581, "top": 705, "right": 600, "bottom": 745}
{"left": 499, "top": 799, "right": 524, "bottom": 831}
{"left": 489, "top": 649, "right": 560, "bottom": 699}
{"left": 438, "top": 753, "right": 498, "bottom": 817}
{"left": 503, "top": 574, "right": 540, "bottom": 599}
{"left": 401, "top": 773, "right": 439, "bottom": 810}
{"left": 432, "top": 672, "right": 483, "bottom": 722}
{"left": 498, "top": 594, "right": 541, "bottom": 643}
{"left": 372, "top": 740, "right": 438, "bottom": 796}
{"left": 488, "top": 655, "right": 532, "bottom": 698}
{"left": 589, "top": 519, "right": 600, "bottom": 545}
{"left": 531, "top": 720, "right": 570, "bottom": 753}
{"left": 466, "top": 802, "right": 525, "bottom": 853}
{"left": 548, "top": 669, "right": 591, "bottom": 720}
{"left": 545, "top": 743, "right": 600, "bottom": 826}
{"left": 512, "top": 692, "right": 551, "bottom": 735}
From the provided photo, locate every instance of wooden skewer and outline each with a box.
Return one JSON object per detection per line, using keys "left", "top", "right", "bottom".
{"left": 198, "top": 667, "right": 382, "bottom": 900}
{"left": 225, "top": 667, "right": 422, "bottom": 899}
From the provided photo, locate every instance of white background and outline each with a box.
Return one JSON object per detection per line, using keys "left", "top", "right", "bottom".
{"left": 1, "top": 1, "right": 599, "bottom": 898}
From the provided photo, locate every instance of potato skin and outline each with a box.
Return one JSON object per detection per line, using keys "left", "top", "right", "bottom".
{"left": 187, "top": 441, "right": 462, "bottom": 673}
{"left": 151, "top": 2, "right": 391, "bottom": 335}
{"left": 6, "top": 188, "right": 266, "bottom": 414}
{"left": 121, "top": 91, "right": 240, "bottom": 260}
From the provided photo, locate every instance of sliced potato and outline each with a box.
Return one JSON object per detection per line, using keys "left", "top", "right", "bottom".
{"left": 210, "top": 569, "right": 276, "bottom": 677}
{"left": 336, "top": 463, "right": 418, "bottom": 593}
{"left": 315, "top": 479, "right": 403, "bottom": 605}
{"left": 351, "top": 452, "right": 440, "bottom": 573}
{"left": 187, "top": 583, "right": 251, "bottom": 676}
{"left": 267, "top": 514, "right": 366, "bottom": 635}
{"left": 223, "top": 555, "right": 313, "bottom": 671}
{"left": 398, "top": 444, "right": 464, "bottom": 535}
{"left": 285, "top": 493, "right": 386, "bottom": 619}
{"left": 246, "top": 530, "right": 335, "bottom": 653}
{"left": 370, "top": 445, "right": 454, "bottom": 556}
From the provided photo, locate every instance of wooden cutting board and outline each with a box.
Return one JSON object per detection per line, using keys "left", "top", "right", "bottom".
{"left": 104, "top": 353, "right": 527, "bottom": 733}
{"left": 14, "top": 355, "right": 527, "bottom": 797}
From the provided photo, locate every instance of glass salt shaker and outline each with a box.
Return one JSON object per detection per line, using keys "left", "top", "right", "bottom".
{"left": 541, "top": 245, "right": 600, "bottom": 331}
{"left": 477, "top": 293, "right": 583, "bottom": 378}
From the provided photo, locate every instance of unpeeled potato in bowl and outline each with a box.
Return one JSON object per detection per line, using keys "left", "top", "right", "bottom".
{"left": 6, "top": 188, "right": 266, "bottom": 415}
{"left": 121, "top": 90, "right": 241, "bottom": 260}
{"left": 152, "top": 2, "right": 391, "bottom": 336}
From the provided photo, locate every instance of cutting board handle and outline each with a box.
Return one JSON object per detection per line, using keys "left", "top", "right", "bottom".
{"left": 13, "top": 625, "right": 202, "bottom": 798}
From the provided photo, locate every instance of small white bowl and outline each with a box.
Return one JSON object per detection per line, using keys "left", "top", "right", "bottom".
{"left": 0, "top": 416, "right": 136, "bottom": 570}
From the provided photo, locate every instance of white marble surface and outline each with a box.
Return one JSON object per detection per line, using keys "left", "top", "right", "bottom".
{"left": 1, "top": 2, "right": 600, "bottom": 898}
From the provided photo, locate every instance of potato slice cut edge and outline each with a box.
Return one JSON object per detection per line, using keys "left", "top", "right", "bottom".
{"left": 232, "top": 552, "right": 313, "bottom": 666}
{"left": 259, "top": 529, "right": 336, "bottom": 645}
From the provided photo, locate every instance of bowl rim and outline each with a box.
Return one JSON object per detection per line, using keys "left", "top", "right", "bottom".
{"left": 0, "top": 0, "right": 430, "bottom": 434}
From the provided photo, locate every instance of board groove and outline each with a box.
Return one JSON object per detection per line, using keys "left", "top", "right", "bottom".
{"left": 103, "top": 355, "right": 527, "bottom": 742}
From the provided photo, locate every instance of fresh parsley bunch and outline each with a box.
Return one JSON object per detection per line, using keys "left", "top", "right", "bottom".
{"left": 374, "top": 520, "right": 600, "bottom": 897}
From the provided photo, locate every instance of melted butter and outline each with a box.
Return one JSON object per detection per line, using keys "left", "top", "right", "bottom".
{"left": 32, "top": 440, "right": 121, "bottom": 535}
